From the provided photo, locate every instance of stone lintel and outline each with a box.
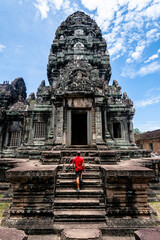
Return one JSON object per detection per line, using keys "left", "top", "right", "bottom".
{"left": 0, "top": 227, "right": 27, "bottom": 240}
{"left": 134, "top": 227, "right": 160, "bottom": 240}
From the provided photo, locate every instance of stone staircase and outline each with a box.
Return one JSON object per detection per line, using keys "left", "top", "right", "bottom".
{"left": 53, "top": 163, "right": 107, "bottom": 231}
{"left": 42, "top": 148, "right": 119, "bottom": 165}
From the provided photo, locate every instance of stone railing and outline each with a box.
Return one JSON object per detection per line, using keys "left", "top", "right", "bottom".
{"left": 2, "top": 162, "right": 58, "bottom": 234}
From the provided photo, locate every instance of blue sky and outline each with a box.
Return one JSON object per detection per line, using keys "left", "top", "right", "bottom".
{"left": 0, "top": 0, "right": 160, "bottom": 132}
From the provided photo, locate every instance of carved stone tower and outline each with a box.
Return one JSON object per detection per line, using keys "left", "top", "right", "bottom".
{"left": 47, "top": 11, "right": 135, "bottom": 149}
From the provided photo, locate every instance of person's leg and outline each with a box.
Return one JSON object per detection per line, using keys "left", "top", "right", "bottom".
{"left": 76, "top": 176, "right": 80, "bottom": 189}
{"left": 80, "top": 170, "right": 83, "bottom": 182}
{"left": 76, "top": 171, "right": 80, "bottom": 191}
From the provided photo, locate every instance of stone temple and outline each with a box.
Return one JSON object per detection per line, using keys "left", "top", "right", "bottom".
{"left": 0, "top": 11, "right": 160, "bottom": 240}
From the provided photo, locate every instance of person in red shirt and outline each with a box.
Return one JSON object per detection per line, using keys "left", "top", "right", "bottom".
{"left": 72, "top": 151, "right": 85, "bottom": 192}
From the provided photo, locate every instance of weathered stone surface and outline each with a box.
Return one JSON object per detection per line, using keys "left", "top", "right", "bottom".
{"left": 101, "top": 159, "right": 154, "bottom": 217}
{"left": 28, "top": 235, "right": 59, "bottom": 240}
{"left": 2, "top": 162, "right": 57, "bottom": 233}
{"left": 0, "top": 227, "right": 27, "bottom": 240}
{"left": 134, "top": 227, "right": 160, "bottom": 240}
{"left": 61, "top": 229, "right": 102, "bottom": 240}
{"left": 0, "top": 77, "right": 26, "bottom": 108}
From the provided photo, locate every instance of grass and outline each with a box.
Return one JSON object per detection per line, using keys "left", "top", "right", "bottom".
{"left": 149, "top": 202, "right": 160, "bottom": 221}
{"left": 0, "top": 202, "right": 10, "bottom": 224}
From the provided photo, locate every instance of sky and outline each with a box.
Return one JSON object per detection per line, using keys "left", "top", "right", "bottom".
{"left": 0, "top": 0, "right": 160, "bottom": 132}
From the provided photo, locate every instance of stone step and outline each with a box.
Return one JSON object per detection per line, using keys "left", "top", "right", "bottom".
{"left": 54, "top": 198, "right": 104, "bottom": 206}
{"left": 57, "top": 179, "right": 101, "bottom": 184}
{"left": 56, "top": 184, "right": 103, "bottom": 190}
{"left": 57, "top": 173, "right": 100, "bottom": 179}
{"left": 54, "top": 205, "right": 105, "bottom": 210}
{"left": 54, "top": 209, "right": 106, "bottom": 222}
{"left": 53, "top": 222, "right": 107, "bottom": 232}
{"left": 56, "top": 179, "right": 102, "bottom": 187}
{"left": 58, "top": 166, "right": 100, "bottom": 172}
{"left": 55, "top": 188, "right": 104, "bottom": 198}
{"left": 54, "top": 218, "right": 106, "bottom": 223}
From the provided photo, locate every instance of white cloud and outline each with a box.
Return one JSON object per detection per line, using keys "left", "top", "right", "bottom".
{"left": 139, "top": 61, "right": 160, "bottom": 76}
{"left": 134, "top": 87, "right": 160, "bottom": 109}
{"left": 134, "top": 121, "right": 160, "bottom": 132}
{"left": 126, "top": 41, "right": 146, "bottom": 63}
{"left": 80, "top": 0, "right": 160, "bottom": 63}
{"left": 0, "top": 44, "right": 5, "bottom": 52}
{"left": 33, "top": 0, "right": 50, "bottom": 19}
{"left": 33, "top": 0, "right": 64, "bottom": 19}
{"left": 121, "top": 61, "right": 160, "bottom": 78}
{"left": 62, "top": 0, "right": 79, "bottom": 15}
{"left": 135, "top": 96, "right": 160, "bottom": 108}
{"left": 145, "top": 48, "right": 160, "bottom": 63}
{"left": 145, "top": 54, "right": 159, "bottom": 63}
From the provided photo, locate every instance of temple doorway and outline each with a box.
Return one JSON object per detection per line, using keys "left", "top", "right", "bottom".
{"left": 71, "top": 112, "right": 87, "bottom": 145}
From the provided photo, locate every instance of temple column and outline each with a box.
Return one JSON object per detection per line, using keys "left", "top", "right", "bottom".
{"left": 128, "top": 117, "right": 134, "bottom": 144}
{"left": 47, "top": 104, "right": 55, "bottom": 144}
{"left": 55, "top": 105, "right": 63, "bottom": 145}
{"left": 87, "top": 110, "right": 92, "bottom": 146}
{"left": 104, "top": 108, "right": 112, "bottom": 139}
{"left": 95, "top": 106, "right": 104, "bottom": 145}
{"left": 124, "top": 119, "right": 129, "bottom": 141}
{"left": 66, "top": 110, "right": 71, "bottom": 146}
{"left": 27, "top": 112, "right": 34, "bottom": 144}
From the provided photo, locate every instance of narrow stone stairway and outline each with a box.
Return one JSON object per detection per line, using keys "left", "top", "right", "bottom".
{"left": 53, "top": 163, "right": 107, "bottom": 230}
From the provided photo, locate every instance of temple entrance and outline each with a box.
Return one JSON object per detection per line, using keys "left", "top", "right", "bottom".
{"left": 71, "top": 112, "right": 87, "bottom": 145}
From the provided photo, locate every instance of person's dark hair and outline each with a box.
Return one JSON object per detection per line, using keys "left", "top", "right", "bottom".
{"left": 77, "top": 151, "right": 80, "bottom": 156}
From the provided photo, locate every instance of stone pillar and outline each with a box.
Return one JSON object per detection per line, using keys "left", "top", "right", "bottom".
{"left": 104, "top": 108, "right": 114, "bottom": 145}
{"left": 128, "top": 118, "right": 134, "bottom": 144}
{"left": 91, "top": 108, "right": 96, "bottom": 146}
{"left": 27, "top": 112, "right": 34, "bottom": 144}
{"left": 55, "top": 105, "right": 63, "bottom": 145}
{"left": 95, "top": 106, "right": 104, "bottom": 145}
{"left": 87, "top": 110, "right": 92, "bottom": 146}
{"left": 47, "top": 104, "right": 55, "bottom": 143}
{"left": 0, "top": 126, "right": 3, "bottom": 150}
{"left": 124, "top": 119, "right": 129, "bottom": 141}
{"left": 2, "top": 163, "right": 57, "bottom": 234}
{"left": 66, "top": 110, "right": 71, "bottom": 146}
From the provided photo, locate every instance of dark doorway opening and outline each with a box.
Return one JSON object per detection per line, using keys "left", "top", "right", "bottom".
{"left": 113, "top": 122, "right": 121, "bottom": 138}
{"left": 72, "top": 112, "right": 87, "bottom": 145}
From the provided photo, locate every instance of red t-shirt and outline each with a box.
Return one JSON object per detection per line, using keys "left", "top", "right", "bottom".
{"left": 72, "top": 156, "right": 84, "bottom": 171}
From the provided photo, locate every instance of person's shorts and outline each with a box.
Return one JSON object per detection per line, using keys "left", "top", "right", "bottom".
{"left": 75, "top": 170, "right": 82, "bottom": 178}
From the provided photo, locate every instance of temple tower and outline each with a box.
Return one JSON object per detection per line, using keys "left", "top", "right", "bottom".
{"left": 47, "top": 11, "right": 135, "bottom": 149}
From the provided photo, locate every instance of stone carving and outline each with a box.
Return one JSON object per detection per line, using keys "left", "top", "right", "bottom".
{"left": 47, "top": 11, "right": 111, "bottom": 87}
{"left": 67, "top": 98, "right": 93, "bottom": 108}
{"left": 0, "top": 77, "right": 26, "bottom": 108}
